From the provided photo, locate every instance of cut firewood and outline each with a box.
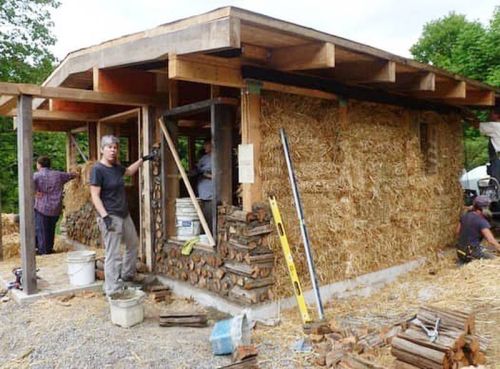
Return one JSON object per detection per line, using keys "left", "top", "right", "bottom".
{"left": 391, "top": 336, "right": 450, "bottom": 369}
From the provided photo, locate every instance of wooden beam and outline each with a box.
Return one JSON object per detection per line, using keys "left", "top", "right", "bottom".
{"left": 261, "top": 81, "right": 337, "bottom": 100}
{"left": 141, "top": 106, "right": 154, "bottom": 271}
{"left": 0, "top": 96, "right": 17, "bottom": 115}
{"left": 17, "top": 95, "right": 37, "bottom": 294}
{"left": 99, "top": 108, "right": 141, "bottom": 124}
{"left": 446, "top": 90, "right": 495, "bottom": 107}
{"left": 32, "top": 120, "right": 83, "bottom": 132}
{"left": 394, "top": 72, "right": 435, "bottom": 91}
{"left": 0, "top": 82, "right": 165, "bottom": 108}
{"left": 169, "top": 54, "right": 243, "bottom": 88}
{"left": 241, "top": 43, "right": 269, "bottom": 63}
{"left": 332, "top": 60, "right": 396, "bottom": 83}
{"left": 88, "top": 122, "right": 98, "bottom": 160}
{"left": 7, "top": 109, "right": 101, "bottom": 121}
{"left": 413, "top": 80, "right": 466, "bottom": 99}
{"left": 241, "top": 81, "right": 262, "bottom": 212}
{"left": 270, "top": 42, "right": 335, "bottom": 71}
{"left": 94, "top": 67, "right": 157, "bottom": 96}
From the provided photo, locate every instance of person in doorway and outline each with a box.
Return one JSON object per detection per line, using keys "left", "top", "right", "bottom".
{"left": 33, "top": 156, "right": 77, "bottom": 255}
{"left": 90, "top": 135, "right": 156, "bottom": 296}
{"left": 456, "top": 195, "right": 500, "bottom": 263}
{"left": 190, "top": 138, "right": 213, "bottom": 232}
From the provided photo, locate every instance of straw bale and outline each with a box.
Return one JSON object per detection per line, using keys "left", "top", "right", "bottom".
{"left": 260, "top": 92, "right": 463, "bottom": 298}
{"left": 63, "top": 161, "right": 94, "bottom": 214}
{"left": 1, "top": 213, "right": 19, "bottom": 236}
{"left": 2, "top": 233, "right": 20, "bottom": 259}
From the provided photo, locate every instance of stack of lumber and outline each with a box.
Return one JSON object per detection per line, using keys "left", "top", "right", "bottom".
{"left": 159, "top": 312, "right": 208, "bottom": 327}
{"left": 155, "top": 204, "right": 275, "bottom": 305}
{"left": 311, "top": 319, "right": 404, "bottom": 368}
{"left": 63, "top": 202, "right": 101, "bottom": 248}
{"left": 149, "top": 285, "right": 171, "bottom": 303}
{"left": 391, "top": 306, "right": 487, "bottom": 368}
{"left": 218, "top": 345, "right": 259, "bottom": 369}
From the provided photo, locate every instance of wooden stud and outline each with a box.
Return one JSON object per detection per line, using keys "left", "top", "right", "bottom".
{"left": 88, "top": 122, "right": 98, "bottom": 161}
{"left": 270, "top": 42, "right": 335, "bottom": 71}
{"left": 141, "top": 106, "right": 154, "bottom": 271}
{"left": 17, "top": 94, "right": 37, "bottom": 294}
{"left": 241, "top": 81, "right": 262, "bottom": 212}
{"left": 0, "top": 96, "right": 17, "bottom": 115}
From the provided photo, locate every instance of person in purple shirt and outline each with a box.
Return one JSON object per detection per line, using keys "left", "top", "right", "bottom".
{"left": 33, "top": 156, "right": 77, "bottom": 255}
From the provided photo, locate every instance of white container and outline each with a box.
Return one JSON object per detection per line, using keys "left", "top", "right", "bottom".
{"left": 108, "top": 290, "right": 146, "bottom": 328}
{"left": 175, "top": 197, "right": 201, "bottom": 240}
{"left": 66, "top": 250, "right": 96, "bottom": 286}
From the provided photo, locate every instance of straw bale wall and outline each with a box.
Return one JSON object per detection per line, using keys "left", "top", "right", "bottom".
{"left": 260, "top": 92, "right": 463, "bottom": 298}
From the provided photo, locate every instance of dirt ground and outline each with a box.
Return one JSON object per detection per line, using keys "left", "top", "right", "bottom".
{"left": 0, "top": 251, "right": 498, "bottom": 369}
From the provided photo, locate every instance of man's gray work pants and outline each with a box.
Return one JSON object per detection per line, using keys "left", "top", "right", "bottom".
{"left": 97, "top": 214, "right": 139, "bottom": 295}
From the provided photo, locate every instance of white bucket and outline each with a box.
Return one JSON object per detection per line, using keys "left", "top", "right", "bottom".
{"left": 176, "top": 198, "right": 201, "bottom": 240}
{"left": 108, "top": 290, "right": 146, "bottom": 328}
{"left": 66, "top": 250, "right": 96, "bottom": 286}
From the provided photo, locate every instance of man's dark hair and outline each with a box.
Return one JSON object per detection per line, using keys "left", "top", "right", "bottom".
{"left": 37, "top": 156, "right": 51, "bottom": 168}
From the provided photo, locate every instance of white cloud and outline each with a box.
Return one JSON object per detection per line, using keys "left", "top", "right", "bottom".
{"left": 51, "top": 0, "right": 498, "bottom": 60}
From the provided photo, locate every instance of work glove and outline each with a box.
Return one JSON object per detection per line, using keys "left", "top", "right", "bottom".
{"left": 142, "top": 150, "right": 158, "bottom": 161}
{"left": 103, "top": 215, "right": 113, "bottom": 231}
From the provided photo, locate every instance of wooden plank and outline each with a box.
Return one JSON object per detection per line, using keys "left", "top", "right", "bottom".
{"left": 164, "top": 97, "right": 238, "bottom": 118}
{"left": 261, "top": 81, "right": 337, "bottom": 100}
{"left": 169, "top": 54, "right": 243, "bottom": 88}
{"left": 32, "top": 120, "right": 84, "bottom": 132}
{"left": 270, "top": 42, "right": 335, "bottom": 71}
{"left": 95, "top": 67, "right": 157, "bottom": 95}
{"left": 17, "top": 95, "right": 37, "bottom": 294}
{"left": 446, "top": 90, "right": 495, "bottom": 107}
{"left": 211, "top": 103, "right": 234, "bottom": 236}
{"left": 241, "top": 43, "right": 269, "bottom": 63}
{"left": 332, "top": 60, "right": 396, "bottom": 83}
{"left": 99, "top": 108, "right": 141, "bottom": 124}
{"left": 142, "top": 106, "right": 154, "bottom": 271}
{"left": 0, "top": 82, "right": 165, "bottom": 108}
{"left": 7, "top": 109, "right": 101, "bottom": 121}
{"left": 241, "top": 82, "right": 262, "bottom": 212}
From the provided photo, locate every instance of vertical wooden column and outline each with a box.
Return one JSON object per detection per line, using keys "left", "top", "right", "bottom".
{"left": 211, "top": 103, "right": 233, "bottom": 236}
{"left": 141, "top": 106, "right": 155, "bottom": 271}
{"left": 87, "top": 122, "right": 98, "bottom": 161}
{"left": 65, "top": 132, "right": 77, "bottom": 170}
{"left": 17, "top": 94, "right": 37, "bottom": 294}
{"left": 164, "top": 80, "right": 179, "bottom": 238}
{"left": 241, "top": 82, "right": 262, "bottom": 211}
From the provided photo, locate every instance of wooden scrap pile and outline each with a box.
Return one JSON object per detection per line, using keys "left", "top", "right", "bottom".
{"left": 310, "top": 320, "right": 404, "bottom": 368}
{"left": 159, "top": 312, "right": 208, "bottom": 327}
{"left": 148, "top": 285, "right": 171, "bottom": 303}
{"left": 156, "top": 204, "right": 275, "bottom": 305}
{"left": 391, "top": 306, "right": 488, "bottom": 369}
{"left": 219, "top": 345, "right": 259, "bottom": 369}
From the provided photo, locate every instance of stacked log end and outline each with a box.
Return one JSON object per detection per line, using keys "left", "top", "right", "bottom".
{"left": 391, "top": 306, "right": 488, "bottom": 369}
{"left": 62, "top": 202, "right": 101, "bottom": 248}
{"left": 156, "top": 204, "right": 275, "bottom": 304}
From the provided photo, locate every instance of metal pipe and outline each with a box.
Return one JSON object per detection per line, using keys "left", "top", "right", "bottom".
{"left": 279, "top": 128, "right": 325, "bottom": 320}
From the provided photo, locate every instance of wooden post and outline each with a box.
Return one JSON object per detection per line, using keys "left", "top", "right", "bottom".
{"left": 87, "top": 122, "right": 98, "bottom": 161}
{"left": 165, "top": 80, "right": 179, "bottom": 238}
{"left": 17, "top": 94, "right": 37, "bottom": 294}
{"left": 141, "top": 106, "right": 155, "bottom": 271}
{"left": 241, "top": 81, "right": 262, "bottom": 211}
{"left": 211, "top": 103, "right": 233, "bottom": 236}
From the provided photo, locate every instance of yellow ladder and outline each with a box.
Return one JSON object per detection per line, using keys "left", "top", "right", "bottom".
{"left": 269, "top": 196, "right": 312, "bottom": 324}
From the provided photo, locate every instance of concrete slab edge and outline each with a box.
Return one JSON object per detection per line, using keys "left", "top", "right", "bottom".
{"left": 156, "top": 257, "right": 425, "bottom": 323}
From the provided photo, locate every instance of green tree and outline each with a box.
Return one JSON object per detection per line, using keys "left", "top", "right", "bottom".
{"left": 411, "top": 7, "right": 500, "bottom": 171}
{"left": 0, "top": 0, "right": 61, "bottom": 213}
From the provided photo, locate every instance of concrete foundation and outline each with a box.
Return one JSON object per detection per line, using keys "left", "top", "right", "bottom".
{"left": 157, "top": 257, "right": 425, "bottom": 323}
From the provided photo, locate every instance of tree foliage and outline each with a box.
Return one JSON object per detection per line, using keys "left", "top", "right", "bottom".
{"left": 0, "top": 0, "right": 62, "bottom": 213}
{"left": 411, "top": 7, "right": 500, "bottom": 170}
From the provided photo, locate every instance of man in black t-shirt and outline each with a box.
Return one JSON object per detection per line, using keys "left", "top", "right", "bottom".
{"left": 90, "top": 135, "right": 156, "bottom": 296}
{"left": 456, "top": 195, "right": 500, "bottom": 263}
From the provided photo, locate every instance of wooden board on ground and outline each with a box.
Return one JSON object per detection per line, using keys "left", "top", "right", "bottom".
{"left": 159, "top": 312, "right": 208, "bottom": 327}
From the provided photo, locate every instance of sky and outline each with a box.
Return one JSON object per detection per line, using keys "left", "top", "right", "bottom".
{"left": 51, "top": 0, "right": 498, "bottom": 61}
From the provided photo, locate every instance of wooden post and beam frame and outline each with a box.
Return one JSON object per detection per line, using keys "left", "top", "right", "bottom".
{"left": 17, "top": 95, "right": 37, "bottom": 294}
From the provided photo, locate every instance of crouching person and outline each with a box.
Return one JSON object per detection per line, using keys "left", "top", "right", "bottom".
{"left": 456, "top": 195, "right": 500, "bottom": 263}
{"left": 90, "top": 135, "right": 155, "bottom": 296}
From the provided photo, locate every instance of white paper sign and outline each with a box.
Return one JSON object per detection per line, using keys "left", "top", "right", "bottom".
{"left": 238, "top": 144, "right": 254, "bottom": 183}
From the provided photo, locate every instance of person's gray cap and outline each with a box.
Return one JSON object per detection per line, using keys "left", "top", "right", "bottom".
{"left": 101, "top": 135, "right": 119, "bottom": 149}
{"left": 473, "top": 195, "right": 491, "bottom": 208}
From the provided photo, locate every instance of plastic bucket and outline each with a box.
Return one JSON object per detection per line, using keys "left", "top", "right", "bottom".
{"left": 209, "top": 314, "right": 251, "bottom": 355}
{"left": 66, "top": 250, "right": 96, "bottom": 286}
{"left": 108, "top": 289, "right": 146, "bottom": 328}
